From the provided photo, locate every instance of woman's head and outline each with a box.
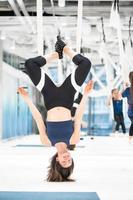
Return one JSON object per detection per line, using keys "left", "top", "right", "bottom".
{"left": 129, "top": 72, "right": 133, "bottom": 83}
{"left": 56, "top": 150, "right": 72, "bottom": 168}
{"left": 47, "top": 152, "right": 74, "bottom": 182}
{"left": 112, "top": 88, "right": 119, "bottom": 99}
{"left": 129, "top": 72, "right": 133, "bottom": 95}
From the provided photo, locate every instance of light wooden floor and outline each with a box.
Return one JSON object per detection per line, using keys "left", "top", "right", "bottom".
{"left": 0, "top": 134, "right": 133, "bottom": 200}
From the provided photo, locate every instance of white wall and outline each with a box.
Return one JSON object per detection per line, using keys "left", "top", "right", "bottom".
{"left": 0, "top": 39, "right": 3, "bottom": 139}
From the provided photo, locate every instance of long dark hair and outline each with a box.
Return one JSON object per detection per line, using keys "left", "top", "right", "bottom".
{"left": 47, "top": 153, "right": 74, "bottom": 182}
{"left": 129, "top": 72, "right": 133, "bottom": 96}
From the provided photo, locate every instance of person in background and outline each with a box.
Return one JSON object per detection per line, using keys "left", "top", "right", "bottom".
{"left": 122, "top": 72, "right": 133, "bottom": 143}
{"left": 108, "top": 88, "right": 126, "bottom": 134}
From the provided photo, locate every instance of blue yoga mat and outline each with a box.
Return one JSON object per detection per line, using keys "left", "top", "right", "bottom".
{"left": 0, "top": 192, "right": 100, "bottom": 200}
{"left": 14, "top": 144, "right": 46, "bottom": 147}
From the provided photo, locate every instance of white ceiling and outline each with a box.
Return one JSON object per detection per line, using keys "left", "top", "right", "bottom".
{"left": 0, "top": 16, "right": 132, "bottom": 64}
{"left": 0, "top": 1, "right": 133, "bottom": 96}
{"left": 0, "top": 1, "right": 133, "bottom": 64}
{"left": 0, "top": 0, "right": 133, "bottom": 17}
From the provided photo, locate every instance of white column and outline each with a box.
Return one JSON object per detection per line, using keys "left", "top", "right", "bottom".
{"left": 0, "top": 39, "right": 3, "bottom": 139}
{"left": 117, "top": 26, "right": 129, "bottom": 82}
{"left": 115, "top": 12, "right": 129, "bottom": 82}
{"left": 37, "top": 0, "right": 43, "bottom": 55}
{"left": 76, "top": 0, "right": 83, "bottom": 53}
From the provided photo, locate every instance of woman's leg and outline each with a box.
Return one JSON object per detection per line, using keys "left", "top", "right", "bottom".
{"left": 57, "top": 46, "right": 91, "bottom": 111}
{"left": 119, "top": 114, "right": 126, "bottom": 133}
{"left": 25, "top": 52, "right": 59, "bottom": 91}
{"left": 129, "top": 121, "right": 133, "bottom": 136}
{"left": 120, "top": 114, "right": 126, "bottom": 133}
{"left": 114, "top": 114, "right": 120, "bottom": 132}
{"left": 115, "top": 122, "right": 119, "bottom": 132}
{"left": 121, "top": 122, "right": 126, "bottom": 133}
{"left": 64, "top": 46, "right": 91, "bottom": 87}
{"left": 128, "top": 116, "right": 133, "bottom": 142}
{"left": 63, "top": 46, "right": 77, "bottom": 59}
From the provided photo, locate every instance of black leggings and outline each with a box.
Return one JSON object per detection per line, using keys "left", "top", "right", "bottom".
{"left": 25, "top": 54, "right": 91, "bottom": 111}
{"left": 114, "top": 113, "right": 126, "bottom": 133}
{"left": 129, "top": 116, "right": 133, "bottom": 136}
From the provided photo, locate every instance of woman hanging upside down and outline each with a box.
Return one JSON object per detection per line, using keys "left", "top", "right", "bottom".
{"left": 18, "top": 37, "right": 92, "bottom": 181}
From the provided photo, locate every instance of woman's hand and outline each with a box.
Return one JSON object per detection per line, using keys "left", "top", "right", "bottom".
{"left": 84, "top": 80, "right": 94, "bottom": 95}
{"left": 17, "top": 87, "right": 29, "bottom": 97}
{"left": 17, "top": 87, "right": 30, "bottom": 103}
{"left": 118, "top": 92, "right": 122, "bottom": 99}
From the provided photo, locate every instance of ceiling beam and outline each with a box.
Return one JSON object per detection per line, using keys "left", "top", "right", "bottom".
{"left": 42, "top": 6, "right": 133, "bottom": 17}
{"left": 65, "top": 0, "right": 133, "bottom": 1}
{"left": 7, "top": 0, "right": 21, "bottom": 16}
{"left": 16, "top": 0, "right": 36, "bottom": 33}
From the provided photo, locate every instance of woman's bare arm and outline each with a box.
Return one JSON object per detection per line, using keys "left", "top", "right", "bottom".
{"left": 107, "top": 94, "right": 112, "bottom": 106}
{"left": 17, "top": 87, "right": 51, "bottom": 146}
{"left": 70, "top": 80, "right": 94, "bottom": 144}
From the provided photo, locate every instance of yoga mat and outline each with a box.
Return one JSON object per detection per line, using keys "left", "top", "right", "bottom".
{"left": 14, "top": 144, "right": 85, "bottom": 148}
{"left": 0, "top": 192, "right": 100, "bottom": 200}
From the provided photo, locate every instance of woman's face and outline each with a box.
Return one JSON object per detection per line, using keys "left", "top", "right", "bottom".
{"left": 112, "top": 89, "right": 119, "bottom": 99}
{"left": 56, "top": 151, "right": 72, "bottom": 168}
